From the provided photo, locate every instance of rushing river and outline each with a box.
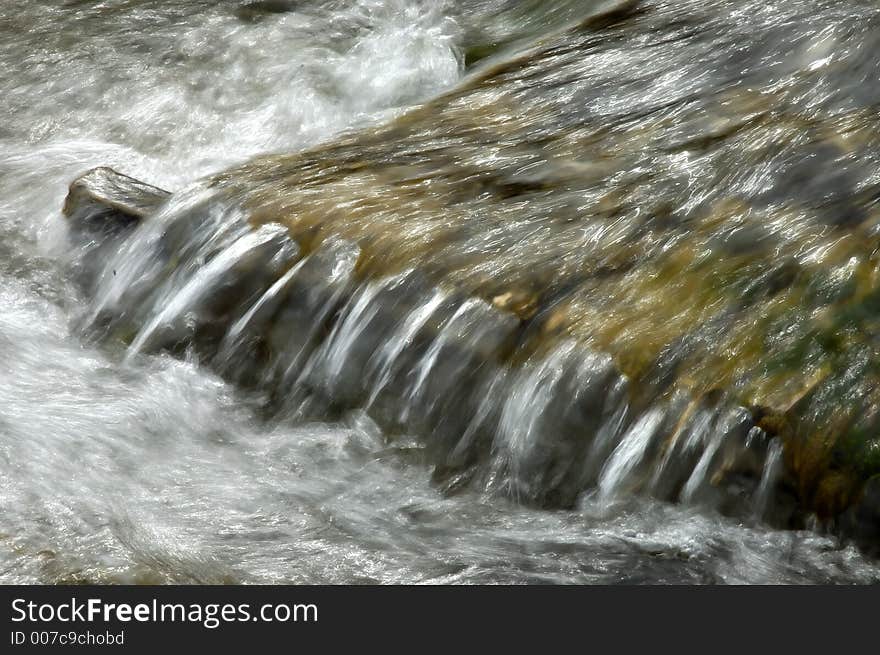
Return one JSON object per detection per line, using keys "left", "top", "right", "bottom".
{"left": 2, "top": 0, "right": 879, "bottom": 584}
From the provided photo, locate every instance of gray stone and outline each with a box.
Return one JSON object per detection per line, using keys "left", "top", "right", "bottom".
{"left": 63, "top": 167, "right": 169, "bottom": 236}
{"left": 62, "top": 167, "right": 170, "bottom": 295}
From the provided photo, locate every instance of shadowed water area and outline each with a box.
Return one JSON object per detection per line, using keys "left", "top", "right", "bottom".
{"left": 2, "top": 0, "right": 880, "bottom": 583}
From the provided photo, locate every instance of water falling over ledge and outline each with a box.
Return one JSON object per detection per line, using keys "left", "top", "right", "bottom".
{"left": 60, "top": 0, "right": 880, "bottom": 556}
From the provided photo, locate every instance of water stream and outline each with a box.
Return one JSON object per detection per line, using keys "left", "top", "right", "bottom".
{"left": 2, "top": 0, "right": 879, "bottom": 584}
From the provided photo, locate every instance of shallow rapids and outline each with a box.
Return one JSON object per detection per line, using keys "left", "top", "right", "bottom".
{"left": 2, "top": 1, "right": 880, "bottom": 583}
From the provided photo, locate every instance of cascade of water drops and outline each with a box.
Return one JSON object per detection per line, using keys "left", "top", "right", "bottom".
{"left": 298, "top": 277, "right": 392, "bottom": 405}
{"left": 126, "top": 223, "right": 296, "bottom": 359}
{"left": 272, "top": 238, "right": 361, "bottom": 389}
{"left": 219, "top": 256, "right": 310, "bottom": 365}
{"left": 85, "top": 185, "right": 222, "bottom": 324}
{"left": 649, "top": 403, "right": 718, "bottom": 501}
{"left": 752, "top": 437, "right": 785, "bottom": 521}
{"left": 365, "top": 288, "right": 448, "bottom": 409}
{"left": 597, "top": 407, "right": 668, "bottom": 501}
{"left": 675, "top": 408, "right": 750, "bottom": 506}
{"left": 63, "top": 169, "right": 796, "bottom": 524}
{"left": 402, "top": 297, "right": 517, "bottom": 427}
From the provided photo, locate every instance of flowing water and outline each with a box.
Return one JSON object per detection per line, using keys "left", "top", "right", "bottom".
{"left": 2, "top": 0, "right": 880, "bottom": 584}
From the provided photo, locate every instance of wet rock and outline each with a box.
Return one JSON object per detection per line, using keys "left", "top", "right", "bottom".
{"left": 262, "top": 238, "right": 361, "bottom": 392}
{"left": 400, "top": 296, "right": 520, "bottom": 461}
{"left": 659, "top": 404, "right": 798, "bottom": 525}
{"left": 62, "top": 167, "right": 170, "bottom": 294}
{"left": 296, "top": 270, "right": 437, "bottom": 413}
{"left": 679, "top": 406, "right": 753, "bottom": 506}
{"left": 740, "top": 258, "right": 800, "bottom": 306}
{"left": 56, "top": 166, "right": 864, "bottom": 548}
{"left": 840, "top": 475, "right": 880, "bottom": 555}
{"left": 63, "top": 167, "right": 169, "bottom": 237}
{"left": 360, "top": 289, "right": 460, "bottom": 430}
{"left": 127, "top": 223, "right": 299, "bottom": 358}
{"left": 650, "top": 397, "right": 721, "bottom": 502}
{"left": 596, "top": 395, "right": 688, "bottom": 501}
{"left": 498, "top": 343, "right": 624, "bottom": 507}
{"left": 234, "top": 0, "right": 298, "bottom": 23}
{"left": 764, "top": 142, "right": 868, "bottom": 227}
{"left": 58, "top": 0, "right": 880, "bottom": 550}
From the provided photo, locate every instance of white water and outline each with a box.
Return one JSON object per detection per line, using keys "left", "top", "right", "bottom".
{"left": 1, "top": 0, "right": 879, "bottom": 584}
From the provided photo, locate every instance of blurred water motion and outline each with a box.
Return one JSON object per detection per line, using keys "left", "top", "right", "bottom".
{"left": 2, "top": 0, "right": 880, "bottom": 583}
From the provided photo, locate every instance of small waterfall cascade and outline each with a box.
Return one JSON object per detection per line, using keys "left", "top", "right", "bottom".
{"left": 77, "top": 183, "right": 783, "bottom": 521}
